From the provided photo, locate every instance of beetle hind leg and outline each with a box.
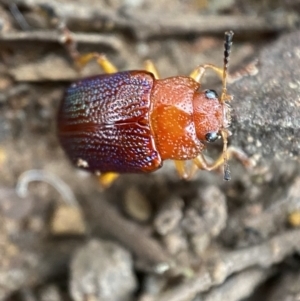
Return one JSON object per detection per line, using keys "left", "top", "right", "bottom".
{"left": 60, "top": 25, "right": 118, "bottom": 74}
{"left": 75, "top": 53, "right": 118, "bottom": 74}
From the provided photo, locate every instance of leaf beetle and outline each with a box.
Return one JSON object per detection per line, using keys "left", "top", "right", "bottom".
{"left": 57, "top": 30, "right": 249, "bottom": 186}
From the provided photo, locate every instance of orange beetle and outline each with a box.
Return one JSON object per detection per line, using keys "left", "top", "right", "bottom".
{"left": 58, "top": 31, "right": 245, "bottom": 186}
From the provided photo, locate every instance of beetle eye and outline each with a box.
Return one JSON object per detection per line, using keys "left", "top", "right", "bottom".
{"left": 205, "top": 89, "right": 218, "bottom": 99}
{"left": 205, "top": 132, "right": 220, "bottom": 142}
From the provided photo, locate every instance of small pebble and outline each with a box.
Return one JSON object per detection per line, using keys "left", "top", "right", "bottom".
{"left": 50, "top": 204, "right": 86, "bottom": 235}
{"left": 124, "top": 187, "right": 152, "bottom": 222}
{"left": 70, "top": 239, "right": 137, "bottom": 301}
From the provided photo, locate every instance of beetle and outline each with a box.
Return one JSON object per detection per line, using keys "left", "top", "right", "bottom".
{"left": 57, "top": 31, "right": 248, "bottom": 187}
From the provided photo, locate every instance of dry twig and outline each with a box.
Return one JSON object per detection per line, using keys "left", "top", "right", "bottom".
{"left": 0, "top": 31, "right": 123, "bottom": 51}
{"left": 1, "top": 0, "right": 297, "bottom": 39}
{"left": 143, "top": 229, "right": 300, "bottom": 301}
{"left": 201, "top": 268, "right": 270, "bottom": 301}
{"left": 85, "top": 195, "right": 171, "bottom": 271}
{"left": 223, "top": 176, "right": 300, "bottom": 245}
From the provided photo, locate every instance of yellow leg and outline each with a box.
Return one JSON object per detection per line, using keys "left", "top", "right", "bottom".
{"left": 75, "top": 52, "right": 118, "bottom": 73}
{"left": 189, "top": 63, "right": 233, "bottom": 103}
{"left": 98, "top": 172, "right": 120, "bottom": 188}
{"left": 192, "top": 146, "right": 252, "bottom": 172}
{"left": 144, "top": 60, "right": 160, "bottom": 79}
{"left": 189, "top": 64, "right": 224, "bottom": 83}
{"left": 190, "top": 61, "right": 259, "bottom": 85}
{"left": 174, "top": 160, "right": 199, "bottom": 180}
{"left": 174, "top": 160, "right": 188, "bottom": 179}
{"left": 226, "top": 59, "right": 259, "bottom": 84}
{"left": 60, "top": 25, "right": 117, "bottom": 73}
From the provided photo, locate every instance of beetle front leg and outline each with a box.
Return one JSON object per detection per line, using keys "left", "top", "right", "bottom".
{"left": 226, "top": 59, "right": 259, "bottom": 84}
{"left": 190, "top": 61, "right": 259, "bottom": 85}
{"left": 189, "top": 64, "right": 224, "bottom": 84}
{"left": 192, "top": 146, "right": 253, "bottom": 173}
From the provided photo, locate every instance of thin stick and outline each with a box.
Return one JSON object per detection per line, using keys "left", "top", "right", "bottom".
{"left": 0, "top": 31, "right": 123, "bottom": 51}
{"left": 2, "top": 0, "right": 293, "bottom": 39}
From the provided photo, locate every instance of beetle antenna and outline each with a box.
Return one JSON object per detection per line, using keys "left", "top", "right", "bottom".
{"left": 221, "top": 30, "right": 234, "bottom": 181}
{"left": 221, "top": 31, "right": 234, "bottom": 104}
{"left": 221, "top": 130, "right": 231, "bottom": 181}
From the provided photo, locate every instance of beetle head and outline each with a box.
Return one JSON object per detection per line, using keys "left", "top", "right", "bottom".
{"left": 193, "top": 31, "right": 234, "bottom": 180}
{"left": 192, "top": 88, "right": 226, "bottom": 143}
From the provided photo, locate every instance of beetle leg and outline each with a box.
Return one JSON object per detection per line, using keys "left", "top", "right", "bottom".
{"left": 174, "top": 160, "right": 188, "bottom": 179}
{"left": 192, "top": 146, "right": 253, "bottom": 172}
{"left": 144, "top": 60, "right": 160, "bottom": 79}
{"left": 59, "top": 25, "right": 80, "bottom": 65}
{"left": 174, "top": 160, "right": 199, "bottom": 180}
{"left": 190, "top": 61, "right": 259, "bottom": 85}
{"left": 226, "top": 59, "right": 259, "bottom": 84}
{"left": 98, "top": 172, "right": 120, "bottom": 188}
{"left": 76, "top": 53, "right": 118, "bottom": 74}
{"left": 60, "top": 25, "right": 118, "bottom": 73}
{"left": 189, "top": 64, "right": 224, "bottom": 83}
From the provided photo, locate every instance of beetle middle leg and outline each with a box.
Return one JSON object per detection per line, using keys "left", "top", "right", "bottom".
{"left": 144, "top": 60, "right": 160, "bottom": 79}
{"left": 174, "top": 160, "right": 199, "bottom": 180}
